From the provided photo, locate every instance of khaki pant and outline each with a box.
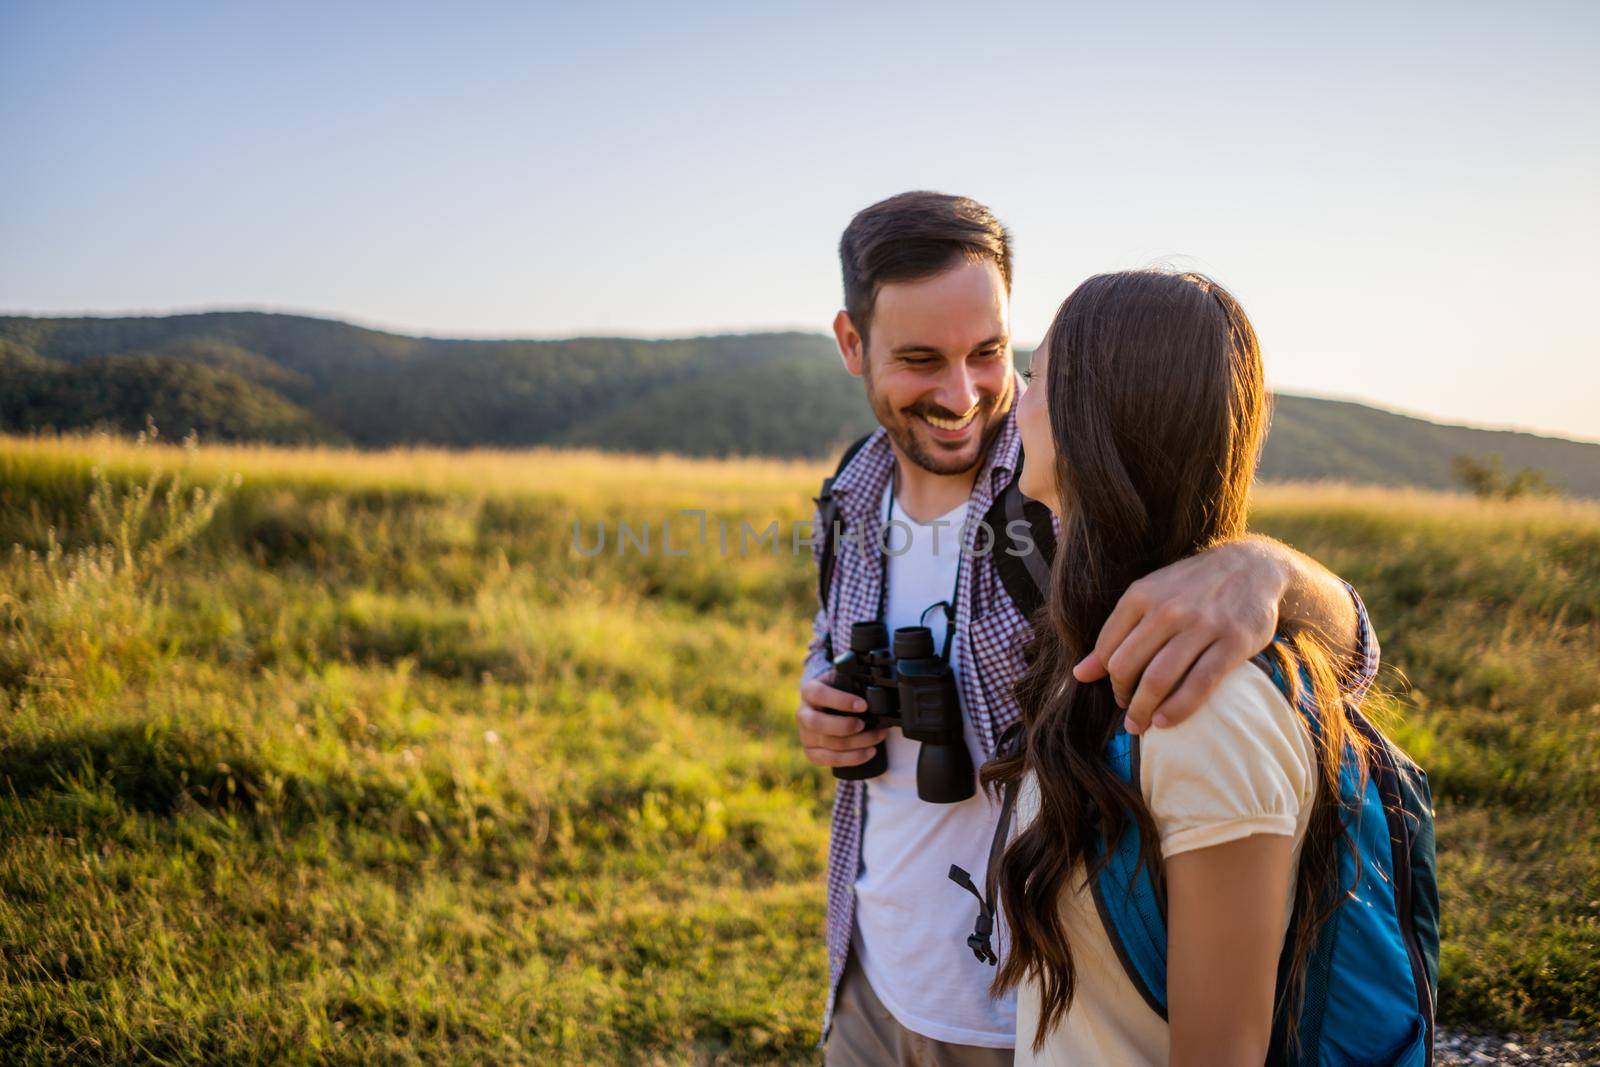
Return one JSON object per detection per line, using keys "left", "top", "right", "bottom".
{"left": 824, "top": 955, "right": 1015, "bottom": 1067}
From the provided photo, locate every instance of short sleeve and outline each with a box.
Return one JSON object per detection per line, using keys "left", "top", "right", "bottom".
{"left": 1138, "top": 664, "right": 1316, "bottom": 859}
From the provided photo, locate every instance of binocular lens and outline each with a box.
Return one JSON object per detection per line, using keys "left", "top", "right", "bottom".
{"left": 850, "top": 621, "right": 889, "bottom": 653}
{"left": 892, "top": 625, "right": 936, "bottom": 660}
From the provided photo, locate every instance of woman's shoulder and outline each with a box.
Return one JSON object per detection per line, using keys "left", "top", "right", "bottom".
{"left": 1140, "top": 660, "right": 1301, "bottom": 760}
{"left": 1137, "top": 661, "right": 1317, "bottom": 856}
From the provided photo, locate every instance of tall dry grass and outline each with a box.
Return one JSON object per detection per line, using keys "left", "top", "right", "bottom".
{"left": 0, "top": 431, "right": 1595, "bottom": 1061}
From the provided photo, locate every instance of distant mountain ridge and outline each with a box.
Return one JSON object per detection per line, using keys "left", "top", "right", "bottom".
{"left": 2, "top": 310, "right": 1596, "bottom": 497}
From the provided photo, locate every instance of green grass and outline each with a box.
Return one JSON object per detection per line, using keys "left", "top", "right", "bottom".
{"left": 0, "top": 435, "right": 1596, "bottom": 1063}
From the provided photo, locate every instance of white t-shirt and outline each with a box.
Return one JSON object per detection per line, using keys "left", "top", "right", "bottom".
{"left": 1013, "top": 663, "right": 1317, "bottom": 1065}
{"left": 852, "top": 489, "right": 1017, "bottom": 1048}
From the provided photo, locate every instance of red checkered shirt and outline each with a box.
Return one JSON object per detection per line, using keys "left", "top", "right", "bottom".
{"left": 800, "top": 409, "right": 1381, "bottom": 1042}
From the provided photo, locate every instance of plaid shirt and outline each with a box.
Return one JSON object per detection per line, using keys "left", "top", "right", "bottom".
{"left": 801, "top": 408, "right": 1381, "bottom": 1042}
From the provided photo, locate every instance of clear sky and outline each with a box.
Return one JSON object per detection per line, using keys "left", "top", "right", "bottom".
{"left": 2, "top": 1, "right": 1597, "bottom": 441}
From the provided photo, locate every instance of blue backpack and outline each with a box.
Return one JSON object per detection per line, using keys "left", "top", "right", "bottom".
{"left": 951, "top": 647, "right": 1440, "bottom": 1066}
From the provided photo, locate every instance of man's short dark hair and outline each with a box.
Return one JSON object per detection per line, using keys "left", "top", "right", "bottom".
{"left": 838, "top": 191, "right": 1013, "bottom": 344}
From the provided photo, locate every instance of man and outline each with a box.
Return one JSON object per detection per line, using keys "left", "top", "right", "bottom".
{"left": 797, "top": 191, "right": 1378, "bottom": 1065}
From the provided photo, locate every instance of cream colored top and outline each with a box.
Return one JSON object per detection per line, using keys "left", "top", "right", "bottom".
{"left": 1013, "top": 662, "right": 1318, "bottom": 1066}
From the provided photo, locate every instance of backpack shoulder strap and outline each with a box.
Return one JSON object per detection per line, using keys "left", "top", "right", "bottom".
{"left": 981, "top": 444, "right": 1057, "bottom": 620}
{"left": 814, "top": 433, "right": 874, "bottom": 657}
{"left": 1093, "top": 653, "right": 1292, "bottom": 1023}
{"left": 1088, "top": 646, "right": 1299, "bottom": 1023}
{"left": 1091, "top": 730, "right": 1170, "bottom": 1019}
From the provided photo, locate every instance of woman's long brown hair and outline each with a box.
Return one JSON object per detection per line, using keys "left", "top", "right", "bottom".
{"left": 984, "top": 270, "right": 1368, "bottom": 1051}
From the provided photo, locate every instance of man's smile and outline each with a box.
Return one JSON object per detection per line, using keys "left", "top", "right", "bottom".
{"left": 914, "top": 405, "right": 982, "bottom": 437}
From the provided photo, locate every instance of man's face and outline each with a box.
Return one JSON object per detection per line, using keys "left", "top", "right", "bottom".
{"left": 836, "top": 258, "right": 1015, "bottom": 476}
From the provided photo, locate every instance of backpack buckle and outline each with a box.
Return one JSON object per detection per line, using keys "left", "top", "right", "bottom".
{"left": 949, "top": 864, "right": 999, "bottom": 966}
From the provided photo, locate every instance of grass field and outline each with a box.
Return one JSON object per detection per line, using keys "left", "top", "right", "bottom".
{"left": 1, "top": 432, "right": 1596, "bottom": 1064}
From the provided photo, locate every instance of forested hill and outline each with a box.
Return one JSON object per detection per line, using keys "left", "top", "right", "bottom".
{"left": 3, "top": 310, "right": 1596, "bottom": 496}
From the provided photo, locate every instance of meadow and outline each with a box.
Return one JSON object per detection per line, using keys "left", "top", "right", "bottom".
{"left": 0, "top": 433, "right": 1595, "bottom": 1064}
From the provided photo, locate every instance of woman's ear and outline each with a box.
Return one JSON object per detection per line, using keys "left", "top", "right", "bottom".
{"left": 833, "top": 310, "right": 866, "bottom": 377}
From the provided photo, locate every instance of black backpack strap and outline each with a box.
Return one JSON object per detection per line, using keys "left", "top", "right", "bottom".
{"left": 948, "top": 721, "right": 1025, "bottom": 965}
{"left": 815, "top": 433, "right": 874, "bottom": 659}
{"left": 982, "top": 444, "right": 1057, "bottom": 621}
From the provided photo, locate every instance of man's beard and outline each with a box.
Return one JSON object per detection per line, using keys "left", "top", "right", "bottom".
{"left": 864, "top": 372, "right": 1013, "bottom": 477}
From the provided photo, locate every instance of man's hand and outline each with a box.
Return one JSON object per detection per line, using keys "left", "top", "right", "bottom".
{"left": 1074, "top": 539, "right": 1288, "bottom": 733}
{"left": 797, "top": 675, "right": 890, "bottom": 767}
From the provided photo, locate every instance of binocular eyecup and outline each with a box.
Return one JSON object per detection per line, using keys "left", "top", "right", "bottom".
{"left": 825, "top": 620, "right": 976, "bottom": 804}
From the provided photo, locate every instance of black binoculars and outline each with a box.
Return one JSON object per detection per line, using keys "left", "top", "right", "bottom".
{"left": 826, "top": 620, "right": 976, "bottom": 804}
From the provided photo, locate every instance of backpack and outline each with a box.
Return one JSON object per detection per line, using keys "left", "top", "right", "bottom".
{"left": 951, "top": 646, "right": 1441, "bottom": 1066}
{"left": 813, "top": 432, "right": 1057, "bottom": 659}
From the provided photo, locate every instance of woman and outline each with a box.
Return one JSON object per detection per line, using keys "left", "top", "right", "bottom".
{"left": 990, "top": 270, "right": 1433, "bottom": 1064}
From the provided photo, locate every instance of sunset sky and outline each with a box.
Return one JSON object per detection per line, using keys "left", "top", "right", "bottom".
{"left": 2, "top": 1, "right": 1596, "bottom": 440}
